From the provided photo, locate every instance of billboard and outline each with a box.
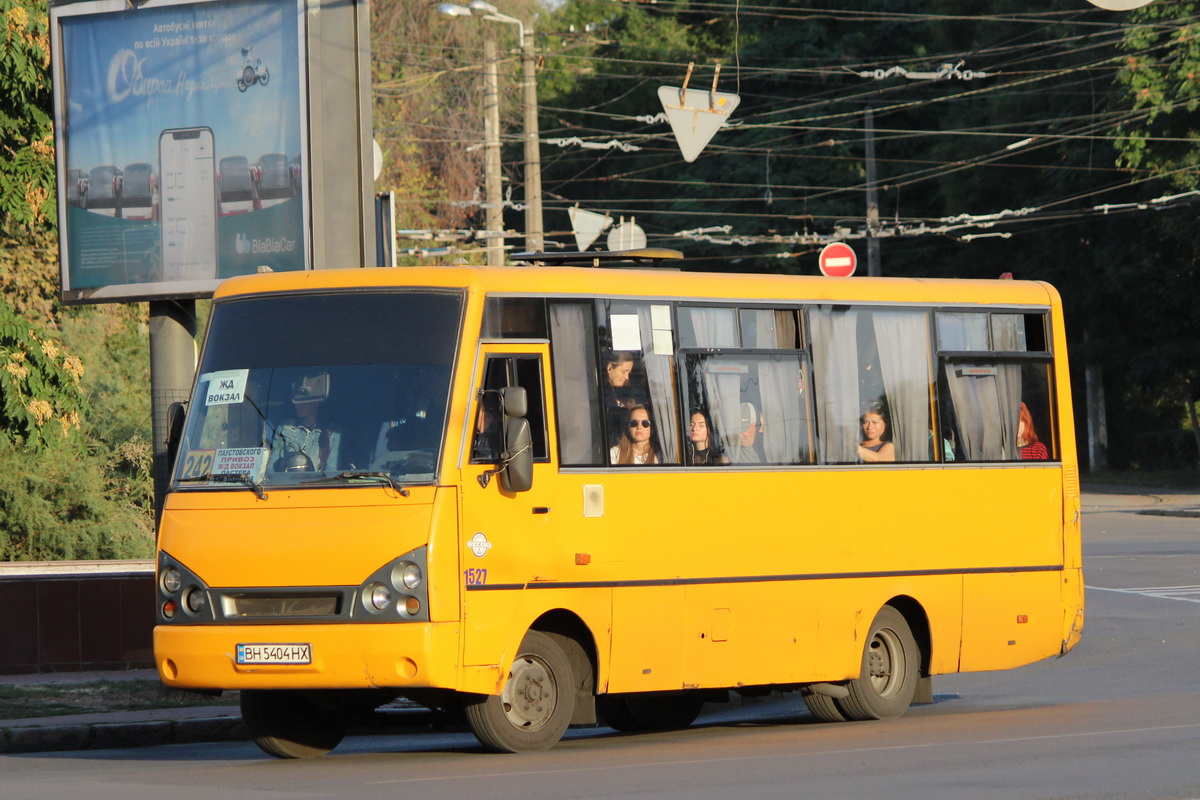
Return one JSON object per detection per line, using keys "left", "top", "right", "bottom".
{"left": 51, "top": 0, "right": 310, "bottom": 303}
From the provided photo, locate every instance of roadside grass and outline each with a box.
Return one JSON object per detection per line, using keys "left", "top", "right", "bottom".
{"left": 1083, "top": 468, "right": 1200, "bottom": 491}
{"left": 0, "top": 680, "right": 235, "bottom": 720}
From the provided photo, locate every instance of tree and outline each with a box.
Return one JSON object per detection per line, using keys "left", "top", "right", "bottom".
{"left": 0, "top": 0, "right": 56, "bottom": 237}
{"left": 0, "top": 0, "right": 157, "bottom": 556}
{"left": 0, "top": 298, "right": 154, "bottom": 559}
{"left": 1114, "top": 2, "right": 1200, "bottom": 187}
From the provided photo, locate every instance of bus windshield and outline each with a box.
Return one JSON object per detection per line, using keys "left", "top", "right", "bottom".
{"left": 173, "top": 290, "right": 463, "bottom": 489}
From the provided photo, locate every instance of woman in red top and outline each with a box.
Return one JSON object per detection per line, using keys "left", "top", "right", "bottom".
{"left": 1018, "top": 402, "right": 1049, "bottom": 460}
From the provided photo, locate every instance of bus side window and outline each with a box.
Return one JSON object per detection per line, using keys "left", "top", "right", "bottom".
{"left": 936, "top": 312, "right": 1055, "bottom": 462}
{"left": 550, "top": 302, "right": 605, "bottom": 466}
{"left": 472, "top": 355, "right": 549, "bottom": 464}
{"left": 598, "top": 301, "right": 681, "bottom": 465}
{"left": 811, "top": 307, "right": 933, "bottom": 464}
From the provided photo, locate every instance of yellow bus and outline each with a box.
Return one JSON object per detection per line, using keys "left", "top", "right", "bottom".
{"left": 155, "top": 251, "right": 1084, "bottom": 758}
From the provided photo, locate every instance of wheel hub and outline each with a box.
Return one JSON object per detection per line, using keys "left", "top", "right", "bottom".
{"left": 501, "top": 655, "right": 557, "bottom": 730}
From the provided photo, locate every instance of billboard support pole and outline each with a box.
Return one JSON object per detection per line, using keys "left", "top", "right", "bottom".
{"left": 149, "top": 300, "right": 197, "bottom": 529}
{"left": 307, "top": 0, "right": 374, "bottom": 268}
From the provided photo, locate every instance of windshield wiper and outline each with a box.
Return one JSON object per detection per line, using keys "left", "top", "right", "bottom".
{"left": 178, "top": 472, "right": 268, "bottom": 501}
{"left": 323, "top": 471, "right": 410, "bottom": 497}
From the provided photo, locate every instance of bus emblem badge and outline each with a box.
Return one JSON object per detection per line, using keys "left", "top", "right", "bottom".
{"left": 468, "top": 533, "right": 492, "bottom": 558}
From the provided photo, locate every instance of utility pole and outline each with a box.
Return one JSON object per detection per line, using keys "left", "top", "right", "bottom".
{"left": 439, "top": 2, "right": 541, "bottom": 258}
{"left": 865, "top": 107, "right": 881, "bottom": 277}
{"left": 483, "top": 34, "right": 504, "bottom": 266}
{"left": 519, "top": 36, "right": 543, "bottom": 252}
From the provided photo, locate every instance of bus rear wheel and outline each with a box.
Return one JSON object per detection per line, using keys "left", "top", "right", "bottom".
{"left": 240, "top": 689, "right": 348, "bottom": 759}
{"left": 598, "top": 692, "right": 704, "bottom": 732}
{"left": 465, "top": 630, "right": 574, "bottom": 753}
{"left": 838, "top": 606, "right": 919, "bottom": 721}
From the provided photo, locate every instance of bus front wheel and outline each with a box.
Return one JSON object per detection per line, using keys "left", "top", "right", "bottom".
{"left": 240, "top": 689, "right": 348, "bottom": 759}
{"left": 839, "top": 606, "right": 920, "bottom": 721}
{"left": 801, "top": 690, "right": 848, "bottom": 723}
{"left": 465, "top": 630, "right": 574, "bottom": 752}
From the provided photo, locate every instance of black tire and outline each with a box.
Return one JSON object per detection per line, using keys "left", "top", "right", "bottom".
{"left": 598, "top": 692, "right": 704, "bottom": 732}
{"left": 837, "top": 606, "right": 920, "bottom": 721}
{"left": 465, "top": 630, "right": 574, "bottom": 753}
{"left": 801, "top": 690, "right": 848, "bottom": 723}
{"left": 240, "top": 689, "right": 348, "bottom": 759}
{"left": 241, "top": 65, "right": 256, "bottom": 86}
{"left": 259, "top": 66, "right": 270, "bottom": 86}
{"left": 596, "top": 693, "right": 641, "bottom": 731}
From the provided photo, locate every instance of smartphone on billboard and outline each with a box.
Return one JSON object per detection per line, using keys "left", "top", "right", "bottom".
{"left": 158, "top": 127, "right": 218, "bottom": 282}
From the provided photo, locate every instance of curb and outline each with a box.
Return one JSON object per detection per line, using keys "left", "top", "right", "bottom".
{"left": 0, "top": 715, "right": 250, "bottom": 754}
{"left": 1137, "top": 508, "right": 1200, "bottom": 518}
{"left": 0, "top": 709, "right": 444, "bottom": 755}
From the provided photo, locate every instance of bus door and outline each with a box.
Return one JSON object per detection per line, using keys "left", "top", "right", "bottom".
{"left": 460, "top": 345, "right": 562, "bottom": 667}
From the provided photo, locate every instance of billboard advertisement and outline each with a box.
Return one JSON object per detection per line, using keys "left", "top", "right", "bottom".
{"left": 51, "top": 0, "right": 310, "bottom": 303}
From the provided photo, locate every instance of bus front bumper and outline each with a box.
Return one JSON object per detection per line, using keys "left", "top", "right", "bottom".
{"left": 154, "top": 622, "right": 461, "bottom": 692}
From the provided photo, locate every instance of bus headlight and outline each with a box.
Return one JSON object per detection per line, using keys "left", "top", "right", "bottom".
{"left": 157, "top": 553, "right": 215, "bottom": 623}
{"left": 367, "top": 582, "right": 392, "bottom": 612}
{"left": 398, "top": 562, "right": 423, "bottom": 590}
{"left": 182, "top": 587, "right": 208, "bottom": 615}
{"left": 353, "top": 547, "right": 429, "bottom": 622}
{"left": 162, "top": 568, "right": 182, "bottom": 594}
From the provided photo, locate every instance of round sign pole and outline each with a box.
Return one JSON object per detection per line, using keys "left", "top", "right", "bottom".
{"left": 818, "top": 242, "right": 858, "bottom": 277}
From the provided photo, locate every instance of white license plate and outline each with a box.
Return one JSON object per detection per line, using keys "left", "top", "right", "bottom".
{"left": 236, "top": 643, "right": 312, "bottom": 665}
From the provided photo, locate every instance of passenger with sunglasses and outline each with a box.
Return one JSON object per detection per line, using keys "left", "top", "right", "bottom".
{"left": 609, "top": 405, "right": 660, "bottom": 465}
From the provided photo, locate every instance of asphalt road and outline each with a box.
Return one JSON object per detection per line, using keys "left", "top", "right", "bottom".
{"left": 3, "top": 494, "right": 1198, "bottom": 800}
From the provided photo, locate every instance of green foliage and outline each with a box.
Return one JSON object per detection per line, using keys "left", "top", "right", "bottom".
{"left": 0, "top": 225, "right": 59, "bottom": 326}
{"left": 0, "top": 441, "right": 154, "bottom": 560}
{"left": 0, "top": 0, "right": 56, "bottom": 235}
{"left": 0, "top": 281, "right": 157, "bottom": 557}
{"left": 0, "top": 297, "right": 84, "bottom": 450}
{"left": 1114, "top": 3, "right": 1200, "bottom": 186}
{"left": 0, "top": 298, "right": 154, "bottom": 560}
{"left": 62, "top": 304, "right": 155, "bottom": 516}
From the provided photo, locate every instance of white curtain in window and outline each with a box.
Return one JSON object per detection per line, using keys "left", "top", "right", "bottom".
{"left": 636, "top": 306, "right": 679, "bottom": 462}
{"left": 991, "top": 315, "right": 1023, "bottom": 459}
{"left": 550, "top": 304, "right": 601, "bottom": 464}
{"left": 810, "top": 308, "right": 860, "bottom": 463}
{"left": 758, "top": 356, "right": 805, "bottom": 464}
{"left": 872, "top": 311, "right": 931, "bottom": 462}
{"left": 685, "top": 307, "right": 737, "bottom": 348}
{"left": 944, "top": 366, "right": 1021, "bottom": 460}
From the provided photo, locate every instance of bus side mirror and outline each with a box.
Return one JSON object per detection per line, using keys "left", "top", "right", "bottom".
{"left": 502, "top": 385, "right": 528, "bottom": 418}
{"left": 500, "top": 386, "right": 533, "bottom": 492}
{"left": 478, "top": 386, "right": 534, "bottom": 492}
{"left": 166, "top": 401, "right": 187, "bottom": 471}
{"left": 500, "top": 417, "right": 533, "bottom": 493}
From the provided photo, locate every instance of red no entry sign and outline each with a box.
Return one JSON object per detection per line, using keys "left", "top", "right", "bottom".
{"left": 818, "top": 242, "right": 857, "bottom": 277}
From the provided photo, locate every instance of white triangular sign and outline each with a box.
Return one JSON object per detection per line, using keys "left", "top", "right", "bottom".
{"left": 568, "top": 206, "right": 613, "bottom": 251}
{"left": 658, "top": 85, "right": 741, "bottom": 163}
